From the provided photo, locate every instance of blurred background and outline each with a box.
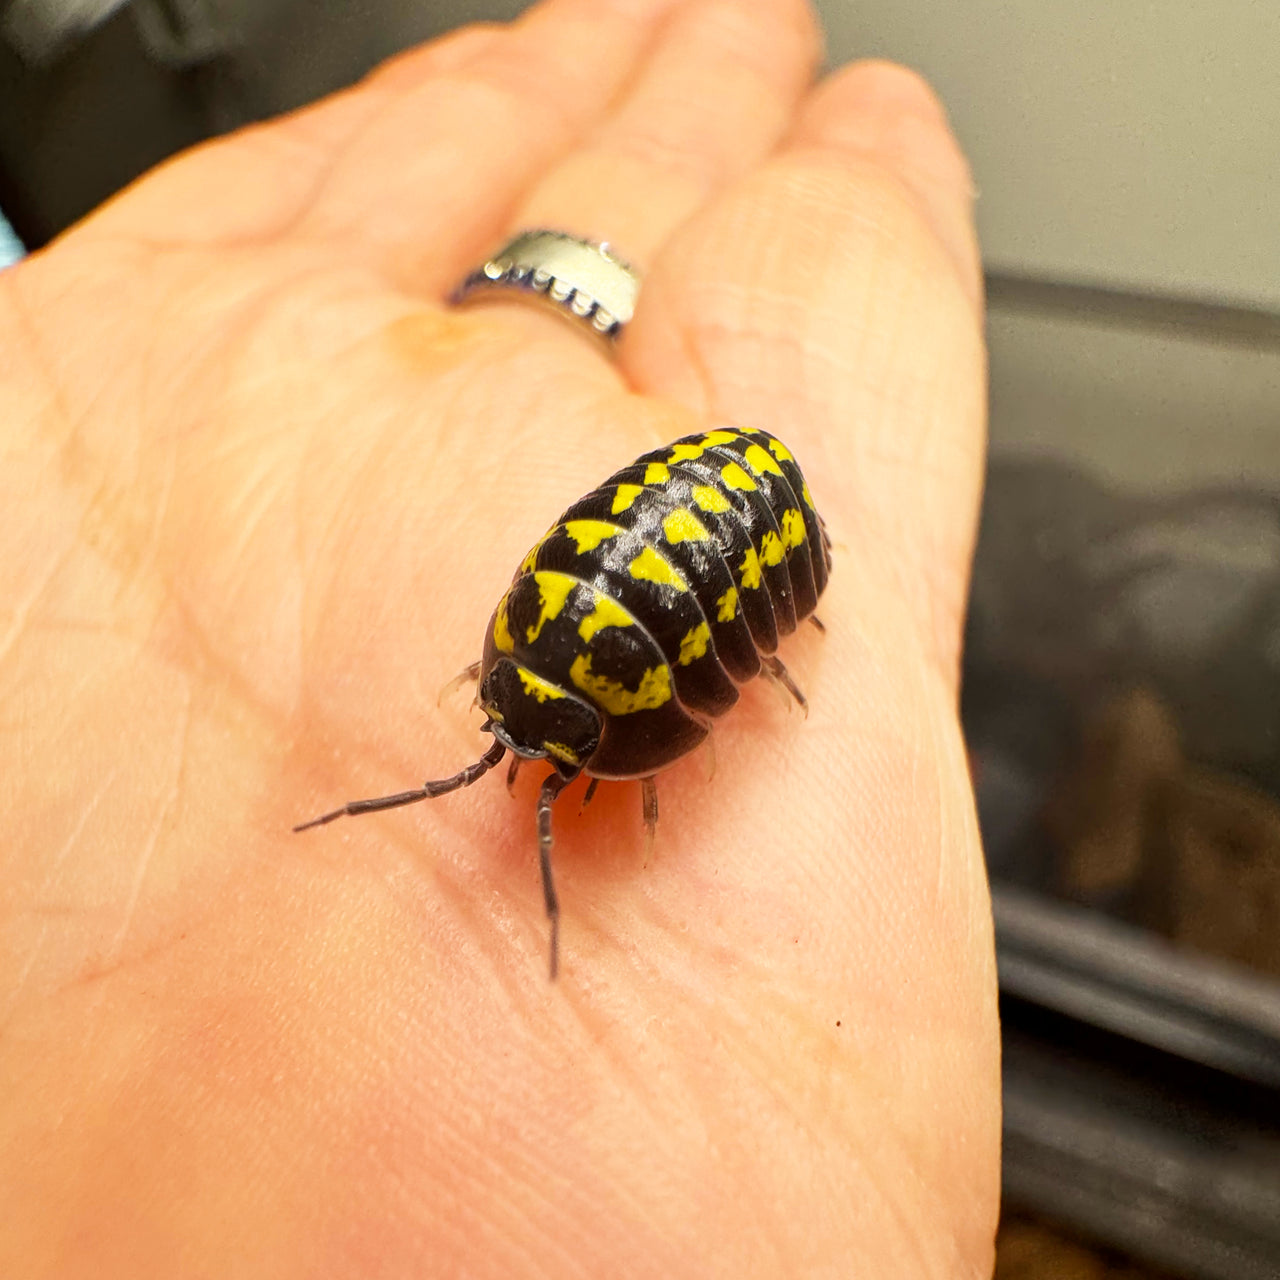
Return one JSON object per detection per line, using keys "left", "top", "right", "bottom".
{"left": 3, "top": 2, "right": 1277, "bottom": 1274}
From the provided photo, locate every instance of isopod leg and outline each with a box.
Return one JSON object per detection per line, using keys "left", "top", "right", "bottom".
{"left": 506, "top": 754, "right": 522, "bottom": 795}
{"left": 762, "top": 655, "right": 808, "bottom": 718}
{"left": 293, "top": 737, "right": 506, "bottom": 831}
{"left": 641, "top": 776, "right": 658, "bottom": 861}
{"left": 581, "top": 777, "right": 600, "bottom": 812}
{"left": 808, "top": 614, "right": 826, "bottom": 634}
{"left": 436, "top": 660, "right": 482, "bottom": 708}
{"left": 538, "top": 769, "right": 574, "bottom": 980}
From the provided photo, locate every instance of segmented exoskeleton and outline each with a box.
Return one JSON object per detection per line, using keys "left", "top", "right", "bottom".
{"left": 297, "top": 426, "right": 831, "bottom": 977}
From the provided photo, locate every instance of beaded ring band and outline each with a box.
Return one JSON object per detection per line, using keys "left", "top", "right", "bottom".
{"left": 452, "top": 229, "right": 640, "bottom": 342}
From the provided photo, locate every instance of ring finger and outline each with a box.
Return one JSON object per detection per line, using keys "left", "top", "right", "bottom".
{"left": 499, "top": 0, "right": 822, "bottom": 274}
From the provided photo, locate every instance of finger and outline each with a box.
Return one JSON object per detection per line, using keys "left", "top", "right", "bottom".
{"left": 80, "top": 23, "right": 504, "bottom": 246}
{"left": 352, "top": 22, "right": 502, "bottom": 96}
{"left": 506, "top": 0, "right": 823, "bottom": 269}
{"left": 298, "top": 0, "right": 691, "bottom": 292}
{"left": 623, "top": 60, "right": 985, "bottom": 679}
{"left": 85, "top": 0, "right": 684, "bottom": 266}
{"left": 789, "top": 59, "right": 982, "bottom": 308}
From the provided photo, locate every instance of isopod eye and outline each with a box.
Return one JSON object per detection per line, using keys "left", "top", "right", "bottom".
{"left": 479, "top": 659, "right": 600, "bottom": 772}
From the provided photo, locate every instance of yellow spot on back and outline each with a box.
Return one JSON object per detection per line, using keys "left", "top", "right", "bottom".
{"left": 493, "top": 595, "right": 515, "bottom": 653}
{"left": 760, "top": 531, "right": 785, "bottom": 566}
{"left": 720, "top": 462, "right": 756, "bottom": 491}
{"left": 701, "top": 429, "right": 740, "bottom": 446}
{"left": 663, "top": 508, "right": 711, "bottom": 544}
{"left": 526, "top": 571, "right": 575, "bottom": 644}
{"left": 578, "top": 592, "right": 635, "bottom": 642}
{"left": 569, "top": 653, "right": 672, "bottom": 714}
{"left": 564, "top": 519, "right": 619, "bottom": 554}
{"left": 629, "top": 545, "right": 687, "bottom": 591}
{"left": 691, "top": 484, "right": 731, "bottom": 514}
{"left": 767, "top": 437, "right": 794, "bottom": 463}
{"left": 611, "top": 484, "right": 644, "bottom": 514}
{"left": 739, "top": 546, "right": 762, "bottom": 590}
{"left": 643, "top": 461, "right": 670, "bottom": 485}
{"left": 518, "top": 668, "right": 567, "bottom": 702}
{"left": 677, "top": 622, "right": 711, "bottom": 666}
{"left": 543, "top": 741, "right": 581, "bottom": 766}
{"left": 744, "top": 443, "right": 784, "bottom": 477}
{"left": 716, "top": 585, "right": 739, "bottom": 621}
{"left": 802, "top": 481, "right": 815, "bottom": 509}
{"left": 781, "top": 508, "right": 806, "bottom": 549}
{"left": 668, "top": 441, "right": 705, "bottom": 463}
{"left": 520, "top": 537, "right": 544, "bottom": 575}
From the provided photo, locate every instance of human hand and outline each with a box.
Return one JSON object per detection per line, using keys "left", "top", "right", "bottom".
{"left": 0, "top": 0, "right": 996, "bottom": 1274}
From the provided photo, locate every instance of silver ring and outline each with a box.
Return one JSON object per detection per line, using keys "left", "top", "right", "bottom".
{"left": 452, "top": 230, "right": 640, "bottom": 341}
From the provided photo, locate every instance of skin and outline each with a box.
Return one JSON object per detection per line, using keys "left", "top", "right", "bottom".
{"left": 0, "top": 0, "right": 997, "bottom": 1275}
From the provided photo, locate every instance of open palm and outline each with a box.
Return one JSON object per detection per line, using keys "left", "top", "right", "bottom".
{"left": 1, "top": 0, "right": 997, "bottom": 1275}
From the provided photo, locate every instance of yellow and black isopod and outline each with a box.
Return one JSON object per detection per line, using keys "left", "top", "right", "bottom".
{"left": 296, "top": 426, "right": 831, "bottom": 977}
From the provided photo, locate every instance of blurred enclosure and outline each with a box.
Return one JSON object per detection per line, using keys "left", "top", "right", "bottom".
{"left": 3, "top": 3, "right": 1278, "bottom": 1276}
